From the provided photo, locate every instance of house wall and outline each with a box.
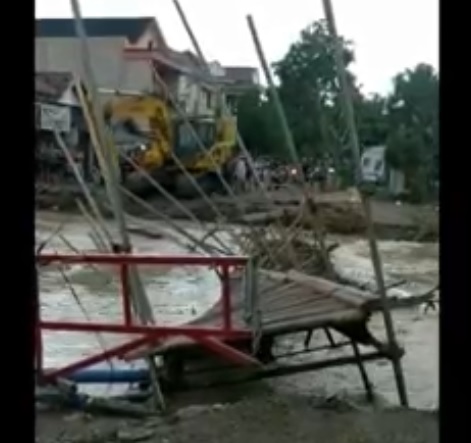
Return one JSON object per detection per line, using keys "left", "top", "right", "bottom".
{"left": 388, "top": 169, "right": 406, "bottom": 196}
{"left": 35, "top": 35, "right": 217, "bottom": 117}
{"left": 176, "top": 75, "right": 215, "bottom": 116}
{"left": 124, "top": 25, "right": 162, "bottom": 50}
{"left": 58, "top": 85, "right": 80, "bottom": 107}
{"left": 208, "top": 61, "right": 226, "bottom": 77}
{"left": 35, "top": 37, "right": 155, "bottom": 97}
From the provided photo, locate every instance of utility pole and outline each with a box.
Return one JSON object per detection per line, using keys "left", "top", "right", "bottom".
{"left": 321, "top": 0, "right": 409, "bottom": 406}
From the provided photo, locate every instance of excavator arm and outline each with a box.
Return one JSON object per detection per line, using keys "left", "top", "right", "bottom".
{"left": 104, "top": 95, "right": 172, "bottom": 171}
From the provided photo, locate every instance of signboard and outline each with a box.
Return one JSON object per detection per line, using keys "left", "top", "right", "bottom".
{"left": 35, "top": 103, "right": 71, "bottom": 133}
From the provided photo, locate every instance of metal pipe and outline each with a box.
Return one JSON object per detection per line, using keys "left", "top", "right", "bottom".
{"left": 40, "top": 321, "right": 250, "bottom": 338}
{"left": 221, "top": 265, "right": 232, "bottom": 331}
{"left": 37, "top": 252, "right": 249, "bottom": 266}
{"left": 120, "top": 263, "right": 132, "bottom": 326}
{"left": 65, "top": 368, "right": 149, "bottom": 384}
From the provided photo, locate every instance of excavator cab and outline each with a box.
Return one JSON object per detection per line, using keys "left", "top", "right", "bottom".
{"left": 173, "top": 116, "right": 237, "bottom": 174}
{"left": 173, "top": 118, "right": 216, "bottom": 162}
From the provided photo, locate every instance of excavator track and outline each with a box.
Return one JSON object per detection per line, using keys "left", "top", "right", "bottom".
{"left": 173, "top": 172, "right": 227, "bottom": 198}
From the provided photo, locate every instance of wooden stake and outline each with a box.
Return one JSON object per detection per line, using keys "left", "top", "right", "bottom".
{"left": 246, "top": 15, "right": 334, "bottom": 278}
{"left": 321, "top": 0, "right": 408, "bottom": 406}
{"left": 351, "top": 340, "right": 374, "bottom": 402}
{"left": 69, "top": 0, "right": 165, "bottom": 410}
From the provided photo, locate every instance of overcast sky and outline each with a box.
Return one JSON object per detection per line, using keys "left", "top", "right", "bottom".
{"left": 36, "top": 0, "right": 438, "bottom": 95}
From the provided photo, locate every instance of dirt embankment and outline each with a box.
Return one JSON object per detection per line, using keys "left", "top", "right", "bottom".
{"left": 36, "top": 186, "right": 439, "bottom": 242}
{"left": 37, "top": 394, "right": 438, "bottom": 443}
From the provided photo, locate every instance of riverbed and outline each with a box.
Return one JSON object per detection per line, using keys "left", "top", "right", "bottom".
{"left": 36, "top": 211, "right": 438, "bottom": 410}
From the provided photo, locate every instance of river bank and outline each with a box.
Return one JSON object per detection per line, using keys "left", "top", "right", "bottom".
{"left": 36, "top": 185, "right": 439, "bottom": 242}
{"left": 36, "top": 211, "right": 438, "bottom": 407}
{"left": 36, "top": 211, "right": 438, "bottom": 442}
{"left": 37, "top": 393, "right": 438, "bottom": 443}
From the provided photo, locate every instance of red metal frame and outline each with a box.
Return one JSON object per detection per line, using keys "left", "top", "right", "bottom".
{"left": 36, "top": 253, "right": 252, "bottom": 383}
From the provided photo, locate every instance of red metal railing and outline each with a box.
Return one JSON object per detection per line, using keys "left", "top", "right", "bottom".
{"left": 36, "top": 252, "right": 252, "bottom": 382}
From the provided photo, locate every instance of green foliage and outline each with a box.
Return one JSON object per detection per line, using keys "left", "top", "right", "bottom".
{"left": 235, "top": 19, "right": 439, "bottom": 201}
{"left": 386, "top": 64, "right": 439, "bottom": 177}
{"left": 272, "top": 20, "right": 357, "bottom": 159}
{"left": 235, "top": 89, "right": 286, "bottom": 158}
{"left": 355, "top": 94, "right": 389, "bottom": 147}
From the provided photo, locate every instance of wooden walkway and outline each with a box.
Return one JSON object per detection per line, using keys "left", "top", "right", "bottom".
{"left": 126, "top": 270, "right": 380, "bottom": 358}
{"left": 194, "top": 271, "right": 373, "bottom": 333}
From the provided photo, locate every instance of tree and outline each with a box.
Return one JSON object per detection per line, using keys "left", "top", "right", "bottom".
{"left": 272, "top": 20, "right": 359, "bottom": 161}
{"left": 236, "top": 89, "right": 285, "bottom": 158}
{"left": 355, "top": 93, "right": 388, "bottom": 147}
{"left": 236, "top": 21, "right": 439, "bottom": 202}
{"left": 386, "top": 63, "right": 439, "bottom": 200}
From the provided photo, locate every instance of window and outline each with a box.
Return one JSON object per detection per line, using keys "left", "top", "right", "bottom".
{"left": 204, "top": 90, "right": 212, "bottom": 110}
{"left": 174, "top": 121, "right": 216, "bottom": 158}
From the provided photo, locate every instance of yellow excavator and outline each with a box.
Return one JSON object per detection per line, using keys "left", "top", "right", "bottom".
{"left": 103, "top": 93, "right": 237, "bottom": 196}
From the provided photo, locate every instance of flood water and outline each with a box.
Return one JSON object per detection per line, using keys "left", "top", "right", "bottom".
{"left": 275, "top": 238, "right": 439, "bottom": 410}
{"left": 36, "top": 212, "right": 438, "bottom": 410}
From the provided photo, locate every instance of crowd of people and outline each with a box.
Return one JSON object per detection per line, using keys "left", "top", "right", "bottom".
{"left": 230, "top": 155, "right": 336, "bottom": 193}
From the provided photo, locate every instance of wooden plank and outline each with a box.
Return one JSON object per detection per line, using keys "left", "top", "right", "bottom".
{"left": 260, "top": 269, "right": 376, "bottom": 308}
{"left": 194, "top": 337, "right": 261, "bottom": 367}
{"left": 263, "top": 300, "right": 348, "bottom": 325}
{"left": 262, "top": 308, "right": 365, "bottom": 335}
{"left": 261, "top": 286, "right": 324, "bottom": 308}
{"left": 263, "top": 293, "right": 337, "bottom": 314}
{"left": 285, "top": 270, "right": 376, "bottom": 307}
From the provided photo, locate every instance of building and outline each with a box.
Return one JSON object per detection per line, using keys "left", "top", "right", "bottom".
{"left": 223, "top": 66, "right": 260, "bottom": 94}
{"left": 35, "top": 17, "right": 223, "bottom": 117}
{"left": 35, "top": 72, "right": 84, "bottom": 137}
{"left": 35, "top": 71, "right": 94, "bottom": 181}
{"left": 360, "top": 145, "right": 405, "bottom": 196}
{"left": 207, "top": 63, "right": 260, "bottom": 112}
{"left": 36, "top": 17, "right": 168, "bottom": 95}
{"left": 142, "top": 47, "right": 220, "bottom": 117}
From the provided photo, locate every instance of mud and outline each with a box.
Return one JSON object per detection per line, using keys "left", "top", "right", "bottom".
{"left": 36, "top": 187, "right": 439, "bottom": 241}
{"left": 37, "top": 395, "right": 438, "bottom": 443}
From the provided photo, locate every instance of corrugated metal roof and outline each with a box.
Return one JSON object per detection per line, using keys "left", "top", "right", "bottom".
{"left": 153, "top": 48, "right": 222, "bottom": 87}
{"left": 36, "top": 17, "right": 161, "bottom": 44}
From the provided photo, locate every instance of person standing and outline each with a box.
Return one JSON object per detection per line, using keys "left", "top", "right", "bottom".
{"left": 234, "top": 156, "right": 247, "bottom": 193}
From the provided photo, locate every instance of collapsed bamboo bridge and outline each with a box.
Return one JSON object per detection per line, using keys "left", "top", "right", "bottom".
{"left": 33, "top": 0, "right": 440, "bottom": 412}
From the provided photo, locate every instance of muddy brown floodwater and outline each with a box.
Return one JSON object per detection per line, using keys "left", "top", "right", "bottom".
{"left": 36, "top": 211, "right": 438, "bottom": 412}
{"left": 37, "top": 213, "right": 439, "bottom": 443}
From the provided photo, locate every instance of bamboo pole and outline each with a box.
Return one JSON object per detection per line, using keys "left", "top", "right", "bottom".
{"left": 52, "top": 129, "right": 113, "bottom": 247}
{"left": 119, "top": 186, "right": 230, "bottom": 255}
{"left": 120, "top": 154, "right": 232, "bottom": 254}
{"left": 172, "top": 0, "right": 299, "bottom": 267}
{"left": 148, "top": 63, "right": 280, "bottom": 265}
{"left": 321, "top": 0, "right": 408, "bottom": 406}
{"left": 246, "top": 15, "right": 334, "bottom": 278}
{"left": 78, "top": 76, "right": 235, "bottom": 256}
{"left": 69, "top": 0, "right": 165, "bottom": 410}
{"left": 246, "top": 16, "right": 301, "bottom": 174}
